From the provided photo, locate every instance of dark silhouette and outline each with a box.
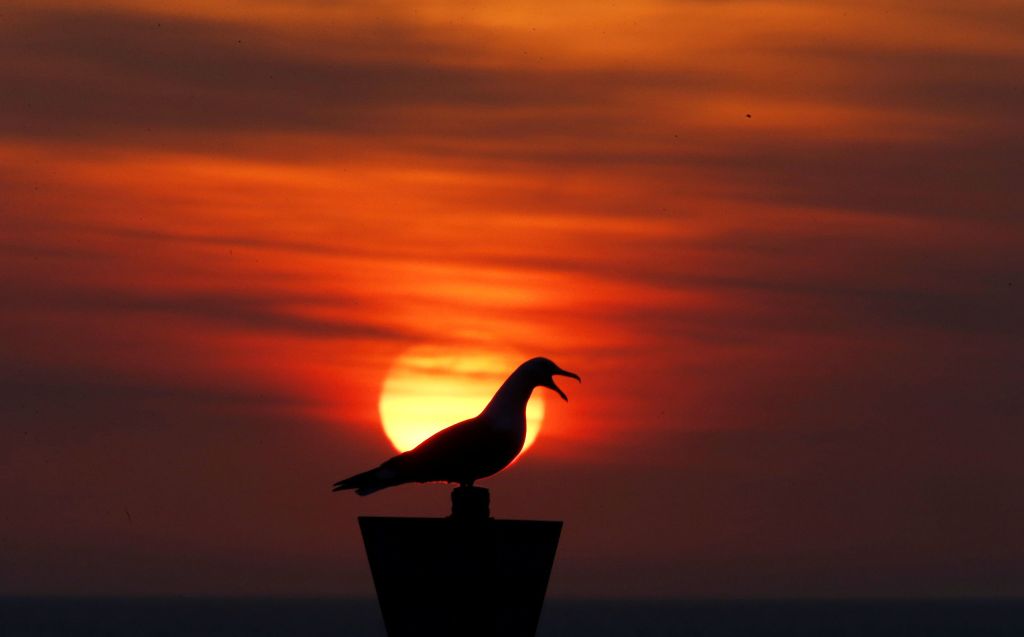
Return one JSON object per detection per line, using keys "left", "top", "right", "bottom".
{"left": 333, "top": 357, "right": 579, "bottom": 495}
{"left": 450, "top": 484, "right": 491, "bottom": 518}
{"left": 360, "top": 512, "right": 562, "bottom": 637}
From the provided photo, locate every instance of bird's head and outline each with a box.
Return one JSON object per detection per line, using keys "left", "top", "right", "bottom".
{"left": 519, "top": 357, "right": 581, "bottom": 402}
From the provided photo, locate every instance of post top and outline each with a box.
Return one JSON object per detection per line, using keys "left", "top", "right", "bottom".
{"left": 450, "top": 485, "right": 490, "bottom": 520}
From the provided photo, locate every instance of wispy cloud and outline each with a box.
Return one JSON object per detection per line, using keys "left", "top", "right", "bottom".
{"left": 2, "top": 0, "right": 1022, "bottom": 597}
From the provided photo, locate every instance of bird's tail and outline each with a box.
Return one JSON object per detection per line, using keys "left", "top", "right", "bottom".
{"left": 332, "top": 467, "right": 395, "bottom": 496}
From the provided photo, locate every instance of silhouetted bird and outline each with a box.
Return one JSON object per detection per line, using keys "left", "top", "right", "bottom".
{"left": 333, "top": 357, "right": 580, "bottom": 495}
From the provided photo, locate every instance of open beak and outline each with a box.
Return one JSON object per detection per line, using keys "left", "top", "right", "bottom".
{"left": 545, "top": 368, "right": 581, "bottom": 402}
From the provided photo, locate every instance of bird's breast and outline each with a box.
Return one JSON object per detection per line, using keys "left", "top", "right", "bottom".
{"left": 492, "top": 415, "right": 526, "bottom": 455}
{"left": 487, "top": 412, "right": 527, "bottom": 439}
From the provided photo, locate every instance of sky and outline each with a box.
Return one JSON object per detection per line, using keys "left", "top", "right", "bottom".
{"left": 1, "top": 0, "right": 1022, "bottom": 598}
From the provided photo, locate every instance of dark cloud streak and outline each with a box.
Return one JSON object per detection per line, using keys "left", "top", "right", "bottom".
{"left": 0, "top": 9, "right": 711, "bottom": 143}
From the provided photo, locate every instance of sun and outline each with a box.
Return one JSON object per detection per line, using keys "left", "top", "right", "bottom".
{"left": 378, "top": 344, "right": 545, "bottom": 454}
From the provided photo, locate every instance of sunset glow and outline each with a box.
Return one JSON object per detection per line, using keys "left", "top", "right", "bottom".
{"left": 2, "top": 0, "right": 1022, "bottom": 600}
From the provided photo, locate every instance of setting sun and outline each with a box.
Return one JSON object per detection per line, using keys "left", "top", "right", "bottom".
{"left": 378, "top": 345, "right": 545, "bottom": 453}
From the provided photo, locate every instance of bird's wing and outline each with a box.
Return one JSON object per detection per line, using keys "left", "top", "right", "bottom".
{"left": 335, "top": 414, "right": 521, "bottom": 493}
{"left": 333, "top": 418, "right": 488, "bottom": 494}
{"left": 386, "top": 418, "right": 479, "bottom": 471}
{"left": 386, "top": 416, "right": 510, "bottom": 483}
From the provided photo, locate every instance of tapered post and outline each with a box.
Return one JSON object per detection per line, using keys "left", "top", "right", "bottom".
{"left": 359, "top": 488, "right": 561, "bottom": 637}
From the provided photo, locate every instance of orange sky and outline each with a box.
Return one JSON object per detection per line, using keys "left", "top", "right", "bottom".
{"left": 2, "top": 0, "right": 1023, "bottom": 597}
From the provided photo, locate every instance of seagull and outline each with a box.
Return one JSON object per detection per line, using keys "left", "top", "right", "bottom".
{"left": 333, "top": 357, "right": 580, "bottom": 496}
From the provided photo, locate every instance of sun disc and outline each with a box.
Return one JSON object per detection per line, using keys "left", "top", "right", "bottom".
{"left": 378, "top": 345, "right": 544, "bottom": 454}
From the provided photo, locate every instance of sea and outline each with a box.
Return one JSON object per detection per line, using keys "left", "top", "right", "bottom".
{"left": 2, "top": 598, "right": 1023, "bottom": 636}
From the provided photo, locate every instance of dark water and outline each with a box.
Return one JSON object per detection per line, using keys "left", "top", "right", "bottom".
{"left": 2, "top": 598, "right": 1023, "bottom": 636}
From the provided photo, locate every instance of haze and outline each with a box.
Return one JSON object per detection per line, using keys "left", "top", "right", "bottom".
{"left": 1, "top": 0, "right": 1022, "bottom": 598}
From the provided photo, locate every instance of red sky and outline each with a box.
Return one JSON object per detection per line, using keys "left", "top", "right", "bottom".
{"left": 2, "top": 0, "right": 1022, "bottom": 597}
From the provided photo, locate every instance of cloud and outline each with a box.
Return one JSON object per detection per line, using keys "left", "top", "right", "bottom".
{"left": 3, "top": 279, "right": 413, "bottom": 342}
{"left": 0, "top": 8, "right": 711, "bottom": 148}
{"left": 4, "top": 3, "right": 1021, "bottom": 230}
